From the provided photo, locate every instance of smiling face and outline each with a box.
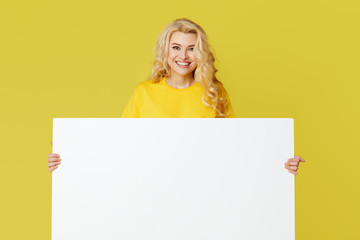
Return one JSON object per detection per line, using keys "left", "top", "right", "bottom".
{"left": 167, "top": 31, "right": 197, "bottom": 78}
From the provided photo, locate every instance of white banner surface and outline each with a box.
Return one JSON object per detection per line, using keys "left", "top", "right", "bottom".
{"left": 52, "top": 118, "right": 294, "bottom": 240}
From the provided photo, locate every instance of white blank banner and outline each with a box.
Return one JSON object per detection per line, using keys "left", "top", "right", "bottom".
{"left": 52, "top": 118, "right": 294, "bottom": 240}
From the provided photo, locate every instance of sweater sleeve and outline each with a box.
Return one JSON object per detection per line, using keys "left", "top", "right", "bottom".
{"left": 121, "top": 84, "right": 142, "bottom": 118}
{"left": 225, "top": 97, "right": 235, "bottom": 118}
{"left": 223, "top": 87, "right": 235, "bottom": 118}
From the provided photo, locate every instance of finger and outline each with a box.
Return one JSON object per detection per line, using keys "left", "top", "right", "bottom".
{"left": 48, "top": 157, "right": 61, "bottom": 163}
{"left": 49, "top": 166, "right": 58, "bottom": 172}
{"left": 298, "top": 156, "right": 306, "bottom": 162}
{"left": 287, "top": 161, "right": 299, "bottom": 166}
{"left": 288, "top": 169, "right": 298, "bottom": 175}
{"left": 284, "top": 164, "right": 298, "bottom": 170}
{"left": 48, "top": 153, "right": 60, "bottom": 157}
{"left": 287, "top": 166, "right": 298, "bottom": 170}
{"left": 285, "top": 161, "right": 298, "bottom": 166}
{"left": 294, "top": 155, "right": 305, "bottom": 162}
{"left": 50, "top": 141, "right": 53, "bottom": 146}
{"left": 48, "top": 160, "right": 61, "bottom": 165}
{"left": 48, "top": 162, "right": 61, "bottom": 167}
{"left": 289, "top": 156, "right": 302, "bottom": 162}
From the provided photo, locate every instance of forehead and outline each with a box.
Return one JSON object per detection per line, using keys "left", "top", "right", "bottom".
{"left": 170, "top": 32, "right": 197, "bottom": 45}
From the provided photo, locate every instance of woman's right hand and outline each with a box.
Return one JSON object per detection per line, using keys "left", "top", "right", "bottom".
{"left": 48, "top": 153, "right": 61, "bottom": 172}
{"left": 49, "top": 141, "right": 61, "bottom": 172}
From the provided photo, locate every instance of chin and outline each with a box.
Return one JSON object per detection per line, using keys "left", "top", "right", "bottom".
{"left": 174, "top": 70, "right": 193, "bottom": 77}
{"left": 175, "top": 66, "right": 196, "bottom": 75}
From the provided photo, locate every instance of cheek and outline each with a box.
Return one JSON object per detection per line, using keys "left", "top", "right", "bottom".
{"left": 166, "top": 52, "right": 172, "bottom": 65}
{"left": 188, "top": 51, "right": 195, "bottom": 60}
{"left": 168, "top": 50, "right": 177, "bottom": 60}
{"left": 189, "top": 53, "right": 197, "bottom": 65}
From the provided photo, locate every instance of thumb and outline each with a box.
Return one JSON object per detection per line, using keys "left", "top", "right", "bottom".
{"left": 51, "top": 141, "right": 53, "bottom": 146}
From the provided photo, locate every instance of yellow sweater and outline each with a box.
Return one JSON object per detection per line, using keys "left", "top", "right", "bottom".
{"left": 121, "top": 77, "right": 235, "bottom": 118}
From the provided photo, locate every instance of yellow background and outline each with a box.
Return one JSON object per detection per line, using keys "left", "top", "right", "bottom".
{"left": 1, "top": 0, "right": 359, "bottom": 239}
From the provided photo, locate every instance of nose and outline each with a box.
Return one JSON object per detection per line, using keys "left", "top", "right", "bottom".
{"left": 180, "top": 49, "right": 188, "bottom": 60}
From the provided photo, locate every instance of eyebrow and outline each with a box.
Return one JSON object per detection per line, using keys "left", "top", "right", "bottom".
{"left": 171, "top": 43, "right": 195, "bottom": 47}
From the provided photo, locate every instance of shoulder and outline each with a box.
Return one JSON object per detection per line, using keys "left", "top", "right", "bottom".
{"left": 132, "top": 79, "right": 164, "bottom": 95}
{"left": 135, "top": 79, "right": 160, "bottom": 89}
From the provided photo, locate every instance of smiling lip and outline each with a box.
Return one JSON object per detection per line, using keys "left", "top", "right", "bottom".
{"left": 175, "top": 61, "right": 191, "bottom": 68}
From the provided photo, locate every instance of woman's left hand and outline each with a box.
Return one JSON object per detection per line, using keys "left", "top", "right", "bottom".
{"left": 284, "top": 156, "right": 305, "bottom": 175}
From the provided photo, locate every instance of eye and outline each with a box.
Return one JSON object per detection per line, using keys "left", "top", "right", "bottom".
{"left": 172, "top": 46, "right": 180, "bottom": 50}
{"left": 188, "top": 47, "right": 194, "bottom": 51}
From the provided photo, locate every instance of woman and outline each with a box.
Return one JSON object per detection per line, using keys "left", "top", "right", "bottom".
{"left": 48, "top": 18, "right": 305, "bottom": 174}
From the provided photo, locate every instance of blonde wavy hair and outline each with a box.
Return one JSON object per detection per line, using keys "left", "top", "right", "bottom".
{"left": 149, "top": 18, "right": 232, "bottom": 117}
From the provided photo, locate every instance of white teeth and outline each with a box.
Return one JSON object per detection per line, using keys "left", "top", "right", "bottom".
{"left": 176, "top": 61, "right": 190, "bottom": 66}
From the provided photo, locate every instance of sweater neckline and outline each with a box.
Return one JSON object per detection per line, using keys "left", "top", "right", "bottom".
{"left": 162, "top": 77, "right": 199, "bottom": 92}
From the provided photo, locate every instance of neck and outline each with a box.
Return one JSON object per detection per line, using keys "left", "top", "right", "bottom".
{"left": 166, "top": 72, "right": 195, "bottom": 89}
